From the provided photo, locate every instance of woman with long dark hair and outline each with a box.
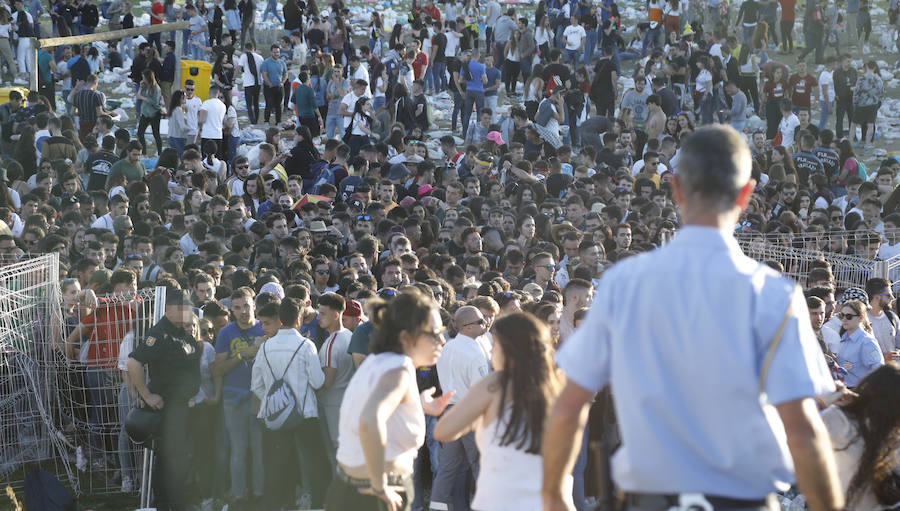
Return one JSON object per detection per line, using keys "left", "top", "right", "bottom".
{"left": 168, "top": 89, "right": 187, "bottom": 154}
{"left": 504, "top": 30, "right": 521, "bottom": 96}
{"left": 434, "top": 313, "right": 564, "bottom": 508}
{"left": 324, "top": 288, "right": 451, "bottom": 511}
{"left": 14, "top": 125, "right": 38, "bottom": 179}
{"left": 822, "top": 363, "right": 900, "bottom": 510}
{"left": 346, "top": 96, "right": 375, "bottom": 158}
{"left": 136, "top": 69, "right": 163, "bottom": 156}
{"left": 242, "top": 174, "right": 266, "bottom": 218}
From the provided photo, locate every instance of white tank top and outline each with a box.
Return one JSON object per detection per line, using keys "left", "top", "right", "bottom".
{"left": 739, "top": 59, "right": 755, "bottom": 75}
{"left": 471, "top": 405, "right": 570, "bottom": 510}
{"left": 336, "top": 352, "right": 425, "bottom": 474}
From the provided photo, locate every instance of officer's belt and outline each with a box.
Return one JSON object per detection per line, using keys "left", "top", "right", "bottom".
{"left": 335, "top": 465, "right": 410, "bottom": 489}
{"left": 626, "top": 492, "right": 773, "bottom": 510}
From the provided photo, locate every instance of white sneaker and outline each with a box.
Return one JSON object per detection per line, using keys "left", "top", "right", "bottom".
{"left": 297, "top": 492, "right": 311, "bottom": 509}
{"left": 120, "top": 475, "right": 134, "bottom": 493}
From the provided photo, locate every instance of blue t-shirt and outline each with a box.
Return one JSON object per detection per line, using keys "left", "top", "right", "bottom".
{"left": 215, "top": 321, "right": 265, "bottom": 400}
{"left": 484, "top": 66, "right": 501, "bottom": 97}
{"left": 260, "top": 57, "right": 287, "bottom": 86}
{"left": 465, "top": 61, "right": 486, "bottom": 92}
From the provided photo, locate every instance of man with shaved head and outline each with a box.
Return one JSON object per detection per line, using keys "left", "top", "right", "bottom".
{"left": 431, "top": 305, "right": 491, "bottom": 511}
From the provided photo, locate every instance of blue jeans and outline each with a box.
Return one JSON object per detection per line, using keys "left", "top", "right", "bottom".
{"left": 429, "top": 431, "right": 479, "bottom": 511}
{"left": 819, "top": 100, "right": 832, "bottom": 131}
{"left": 742, "top": 24, "right": 756, "bottom": 45}
{"left": 433, "top": 61, "right": 447, "bottom": 92}
{"left": 190, "top": 38, "right": 206, "bottom": 60}
{"left": 584, "top": 28, "right": 597, "bottom": 64}
{"left": 462, "top": 89, "right": 485, "bottom": 138}
{"left": 424, "top": 66, "right": 435, "bottom": 92}
{"left": 325, "top": 114, "right": 342, "bottom": 139}
{"left": 169, "top": 136, "right": 186, "bottom": 155}
{"left": 699, "top": 92, "right": 715, "bottom": 124}
{"left": 572, "top": 422, "right": 589, "bottom": 511}
{"left": 642, "top": 26, "right": 661, "bottom": 56}
{"left": 262, "top": 0, "right": 282, "bottom": 22}
{"left": 412, "top": 415, "right": 439, "bottom": 511}
{"left": 85, "top": 368, "right": 115, "bottom": 461}
{"left": 117, "top": 383, "right": 136, "bottom": 481}
{"left": 485, "top": 95, "right": 498, "bottom": 123}
{"left": 452, "top": 90, "right": 464, "bottom": 132}
{"left": 520, "top": 54, "right": 533, "bottom": 80}
{"left": 373, "top": 96, "right": 385, "bottom": 110}
{"left": 223, "top": 396, "right": 264, "bottom": 499}
{"left": 836, "top": 102, "right": 852, "bottom": 138}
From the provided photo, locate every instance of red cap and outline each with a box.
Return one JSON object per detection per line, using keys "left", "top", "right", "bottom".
{"left": 343, "top": 299, "right": 362, "bottom": 318}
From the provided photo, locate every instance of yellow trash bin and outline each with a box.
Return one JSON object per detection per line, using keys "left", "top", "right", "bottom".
{"left": 180, "top": 60, "right": 213, "bottom": 101}
{"left": 0, "top": 87, "right": 29, "bottom": 105}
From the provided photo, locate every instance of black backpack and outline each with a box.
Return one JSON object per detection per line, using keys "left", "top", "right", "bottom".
{"left": 25, "top": 469, "right": 75, "bottom": 511}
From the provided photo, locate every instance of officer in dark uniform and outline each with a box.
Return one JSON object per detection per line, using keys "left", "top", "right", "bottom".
{"left": 127, "top": 289, "right": 201, "bottom": 511}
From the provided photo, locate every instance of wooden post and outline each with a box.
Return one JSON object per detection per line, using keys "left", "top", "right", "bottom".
{"left": 36, "top": 21, "right": 190, "bottom": 50}
{"left": 29, "top": 37, "right": 38, "bottom": 92}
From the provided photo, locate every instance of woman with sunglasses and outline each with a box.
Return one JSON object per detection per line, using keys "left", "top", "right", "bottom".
{"left": 434, "top": 313, "right": 564, "bottom": 510}
{"left": 836, "top": 299, "right": 884, "bottom": 388}
{"left": 325, "top": 288, "right": 451, "bottom": 511}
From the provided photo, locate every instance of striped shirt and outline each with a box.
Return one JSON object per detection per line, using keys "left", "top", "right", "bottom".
{"left": 72, "top": 89, "right": 105, "bottom": 123}
{"left": 317, "top": 328, "right": 354, "bottom": 406}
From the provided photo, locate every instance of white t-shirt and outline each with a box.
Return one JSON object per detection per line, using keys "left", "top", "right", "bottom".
{"left": 444, "top": 32, "right": 460, "bottom": 58}
{"left": 778, "top": 113, "right": 801, "bottom": 148}
{"left": 819, "top": 69, "right": 835, "bottom": 102}
{"left": 184, "top": 95, "right": 203, "bottom": 136}
{"left": 340, "top": 91, "right": 361, "bottom": 129}
{"left": 238, "top": 52, "right": 264, "bottom": 86}
{"left": 199, "top": 97, "right": 227, "bottom": 139}
{"left": 695, "top": 69, "right": 712, "bottom": 93}
{"left": 563, "top": 25, "right": 586, "bottom": 50}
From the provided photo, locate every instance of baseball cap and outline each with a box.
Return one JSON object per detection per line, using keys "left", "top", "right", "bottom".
{"left": 343, "top": 299, "right": 362, "bottom": 318}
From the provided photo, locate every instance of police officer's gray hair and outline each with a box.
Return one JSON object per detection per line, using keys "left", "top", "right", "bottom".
{"left": 676, "top": 126, "right": 752, "bottom": 212}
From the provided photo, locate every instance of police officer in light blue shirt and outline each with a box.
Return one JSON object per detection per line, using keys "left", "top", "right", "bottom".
{"left": 541, "top": 125, "right": 845, "bottom": 511}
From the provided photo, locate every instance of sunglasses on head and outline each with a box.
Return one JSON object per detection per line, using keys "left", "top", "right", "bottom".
{"left": 379, "top": 289, "right": 398, "bottom": 298}
{"left": 356, "top": 215, "right": 371, "bottom": 221}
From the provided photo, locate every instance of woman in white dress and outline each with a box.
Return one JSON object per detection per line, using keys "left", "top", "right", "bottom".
{"left": 434, "top": 312, "right": 566, "bottom": 511}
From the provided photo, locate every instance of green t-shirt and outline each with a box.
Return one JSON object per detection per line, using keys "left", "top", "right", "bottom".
{"left": 108, "top": 159, "right": 146, "bottom": 183}
{"left": 291, "top": 83, "right": 317, "bottom": 118}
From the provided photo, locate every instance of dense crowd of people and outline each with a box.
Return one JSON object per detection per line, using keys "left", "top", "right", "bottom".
{"left": 1, "top": 0, "right": 900, "bottom": 508}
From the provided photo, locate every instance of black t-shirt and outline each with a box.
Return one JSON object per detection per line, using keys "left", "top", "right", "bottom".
{"left": 543, "top": 63, "right": 571, "bottom": 89}
{"left": 598, "top": 147, "right": 623, "bottom": 169}
{"left": 447, "top": 58, "right": 462, "bottom": 93}
{"left": 306, "top": 28, "right": 326, "bottom": 48}
{"left": 814, "top": 147, "right": 840, "bottom": 177}
{"left": 86, "top": 150, "right": 119, "bottom": 191}
{"left": 688, "top": 50, "right": 710, "bottom": 81}
{"left": 432, "top": 32, "right": 447, "bottom": 63}
{"left": 591, "top": 58, "right": 616, "bottom": 99}
{"left": 793, "top": 151, "right": 825, "bottom": 182}
{"left": 669, "top": 55, "right": 688, "bottom": 84}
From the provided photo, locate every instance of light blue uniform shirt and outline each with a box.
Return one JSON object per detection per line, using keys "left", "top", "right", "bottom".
{"left": 557, "top": 226, "right": 834, "bottom": 499}
{"left": 836, "top": 328, "right": 883, "bottom": 387}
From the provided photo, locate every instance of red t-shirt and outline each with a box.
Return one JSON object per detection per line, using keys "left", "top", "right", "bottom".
{"left": 778, "top": 0, "right": 796, "bottom": 21}
{"left": 426, "top": 5, "right": 441, "bottom": 21}
{"left": 764, "top": 79, "right": 788, "bottom": 101}
{"left": 150, "top": 1, "right": 164, "bottom": 25}
{"left": 788, "top": 73, "right": 818, "bottom": 108}
{"left": 412, "top": 51, "right": 429, "bottom": 81}
{"left": 80, "top": 299, "right": 136, "bottom": 369}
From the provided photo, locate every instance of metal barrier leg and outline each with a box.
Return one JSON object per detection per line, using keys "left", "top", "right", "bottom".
{"left": 140, "top": 445, "right": 154, "bottom": 508}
